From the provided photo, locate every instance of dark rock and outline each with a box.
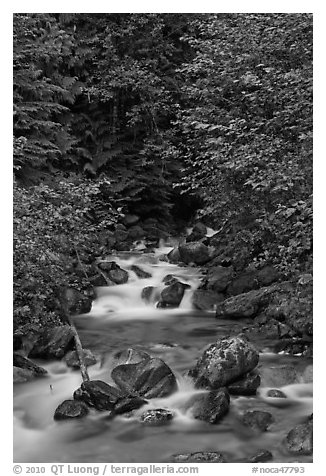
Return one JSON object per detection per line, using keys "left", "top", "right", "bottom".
{"left": 140, "top": 409, "right": 174, "bottom": 425}
{"left": 158, "top": 281, "right": 189, "bottom": 308}
{"left": 100, "top": 262, "right": 128, "bottom": 284}
{"left": 189, "top": 336, "right": 259, "bottom": 389}
{"left": 186, "top": 222, "right": 207, "bottom": 242}
{"left": 284, "top": 420, "right": 313, "bottom": 455}
{"left": 115, "top": 242, "right": 132, "bottom": 252}
{"left": 227, "top": 266, "right": 279, "bottom": 296}
{"left": 266, "top": 389, "right": 287, "bottom": 398}
{"left": 106, "top": 231, "right": 116, "bottom": 249}
{"left": 64, "top": 349, "right": 97, "bottom": 369}
{"left": 162, "top": 274, "right": 178, "bottom": 285}
{"left": 89, "top": 273, "right": 108, "bottom": 287}
{"left": 13, "top": 353, "right": 47, "bottom": 377}
{"left": 13, "top": 334, "right": 23, "bottom": 351}
{"left": 171, "top": 452, "right": 226, "bottom": 463}
{"left": 201, "top": 266, "right": 234, "bottom": 292}
{"left": 247, "top": 450, "right": 273, "bottom": 463}
{"left": 185, "top": 388, "right": 230, "bottom": 423}
{"left": 130, "top": 265, "right": 152, "bottom": 279}
{"left": 54, "top": 400, "right": 89, "bottom": 420}
{"left": 128, "top": 225, "right": 145, "bottom": 241}
{"left": 61, "top": 287, "right": 93, "bottom": 315}
{"left": 227, "top": 372, "right": 261, "bottom": 395}
{"left": 167, "top": 247, "right": 181, "bottom": 263}
{"left": 111, "top": 357, "right": 177, "bottom": 398}
{"left": 114, "top": 396, "right": 148, "bottom": 415}
{"left": 112, "top": 348, "right": 151, "bottom": 367}
{"left": 192, "top": 290, "right": 225, "bottom": 311}
{"left": 28, "top": 325, "right": 75, "bottom": 360}
{"left": 141, "top": 286, "right": 159, "bottom": 303}
{"left": 122, "top": 214, "right": 140, "bottom": 227}
{"left": 179, "top": 242, "right": 210, "bottom": 265}
{"left": 73, "top": 380, "right": 123, "bottom": 411}
{"left": 241, "top": 410, "right": 274, "bottom": 432}
{"left": 215, "top": 287, "right": 270, "bottom": 319}
{"left": 114, "top": 228, "right": 129, "bottom": 243}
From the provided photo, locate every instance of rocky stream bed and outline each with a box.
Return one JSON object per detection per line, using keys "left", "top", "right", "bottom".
{"left": 13, "top": 224, "right": 313, "bottom": 463}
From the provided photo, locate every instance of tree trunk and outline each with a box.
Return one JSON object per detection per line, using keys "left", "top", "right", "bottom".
{"left": 58, "top": 286, "right": 90, "bottom": 383}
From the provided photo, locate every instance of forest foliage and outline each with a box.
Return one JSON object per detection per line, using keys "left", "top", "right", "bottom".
{"left": 13, "top": 13, "right": 312, "bottom": 326}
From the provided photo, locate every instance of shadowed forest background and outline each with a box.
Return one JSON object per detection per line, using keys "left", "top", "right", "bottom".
{"left": 13, "top": 13, "right": 312, "bottom": 332}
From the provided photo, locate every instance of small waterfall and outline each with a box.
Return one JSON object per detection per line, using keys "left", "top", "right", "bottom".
{"left": 88, "top": 243, "right": 202, "bottom": 321}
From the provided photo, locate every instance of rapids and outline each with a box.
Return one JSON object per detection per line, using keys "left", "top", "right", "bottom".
{"left": 13, "top": 243, "right": 313, "bottom": 463}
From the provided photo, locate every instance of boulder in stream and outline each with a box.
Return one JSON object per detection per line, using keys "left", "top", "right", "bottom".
{"left": 241, "top": 410, "right": 274, "bottom": 432}
{"left": 111, "top": 357, "right": 178, "bottom": 398}
{"left": 158, "top": 281, "right": 190, "bottom": 308}
{"left": 185, "top": 388, "right": 230, "bottom": 423}
{"left": 178, "top": 242, "right": 210, "bottom": 265}
{"left": 73, "top": 380, "right": 123, "bottom": 411}
{"left": 99, "top": 262, "right": 128, "bottom": 284}
{"left": 284, "top": 419, "right": 313, "bottom": 455}
{"left": 64, "top": 349, "right": 97, "bottom": 369}
{"left": 28, "top": 325, "right": 75, "bottom": 360}
{"left": 140, "top": 409, "right": 174, "bottom": 425}
{"left": 171, "top": 452, "right": 226, "bottom": 463}
{"left": 188, "top": 335, "right": 259, "bottom": 389}
{"left": 54, "top": 400, "right": 89, "bottom": 420}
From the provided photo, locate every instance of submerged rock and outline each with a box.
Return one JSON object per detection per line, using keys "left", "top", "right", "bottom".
{"left": 28, "top": 325, "right": 75, "bottom": 360}
{"left": 188, "top": 336, "right": 259, "bottom": 389}
{"left": 73, "top": 380, "right": 123, "bottom": 411}
{"left": 284, "top": 420, "right": 313, "bottom": 455}
{"left": 171, "top": 452, "right": 226, "bottom": 463}
{"left": 260, "top": 365, "right": 299, "bottom": 387}
{"left": 141, "top": 286, "right": 159, "bottom": 303}
{"left": 266, "top": 389, "right": 287, "bottom": 398}
{"left": 179, "top": 242, "right": 210, "bottom": 265}
{"left": 64, "top": 349, "right": 97, "bottom": 369}
{"left": 227, "top": 372, "right": 261, "bottom": 396}
{"left": 54, "top": 400, "right": 89, "bottom": 420}
{"left": 140, "top": 409, "right": 174, "bottom": 425}
{"left": 241, "top": 410, "right": 274, "bottom": 432}
{"left": 185, "top": 388, "right": 230, "bottom": 423}
{"left": 130, "top": 265, "right": 152, "bottom": 279}
{"left": 111, "top": 357, "right": 177, "bottom": 399}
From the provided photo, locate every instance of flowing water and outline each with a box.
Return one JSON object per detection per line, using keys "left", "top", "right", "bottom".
{"left": 13, "top": 242, "right": 313, "bottom": 463}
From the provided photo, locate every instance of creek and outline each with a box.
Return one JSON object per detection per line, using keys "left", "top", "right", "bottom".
{"left": 13, "top": 242, "right": 313, "bottom": 463}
